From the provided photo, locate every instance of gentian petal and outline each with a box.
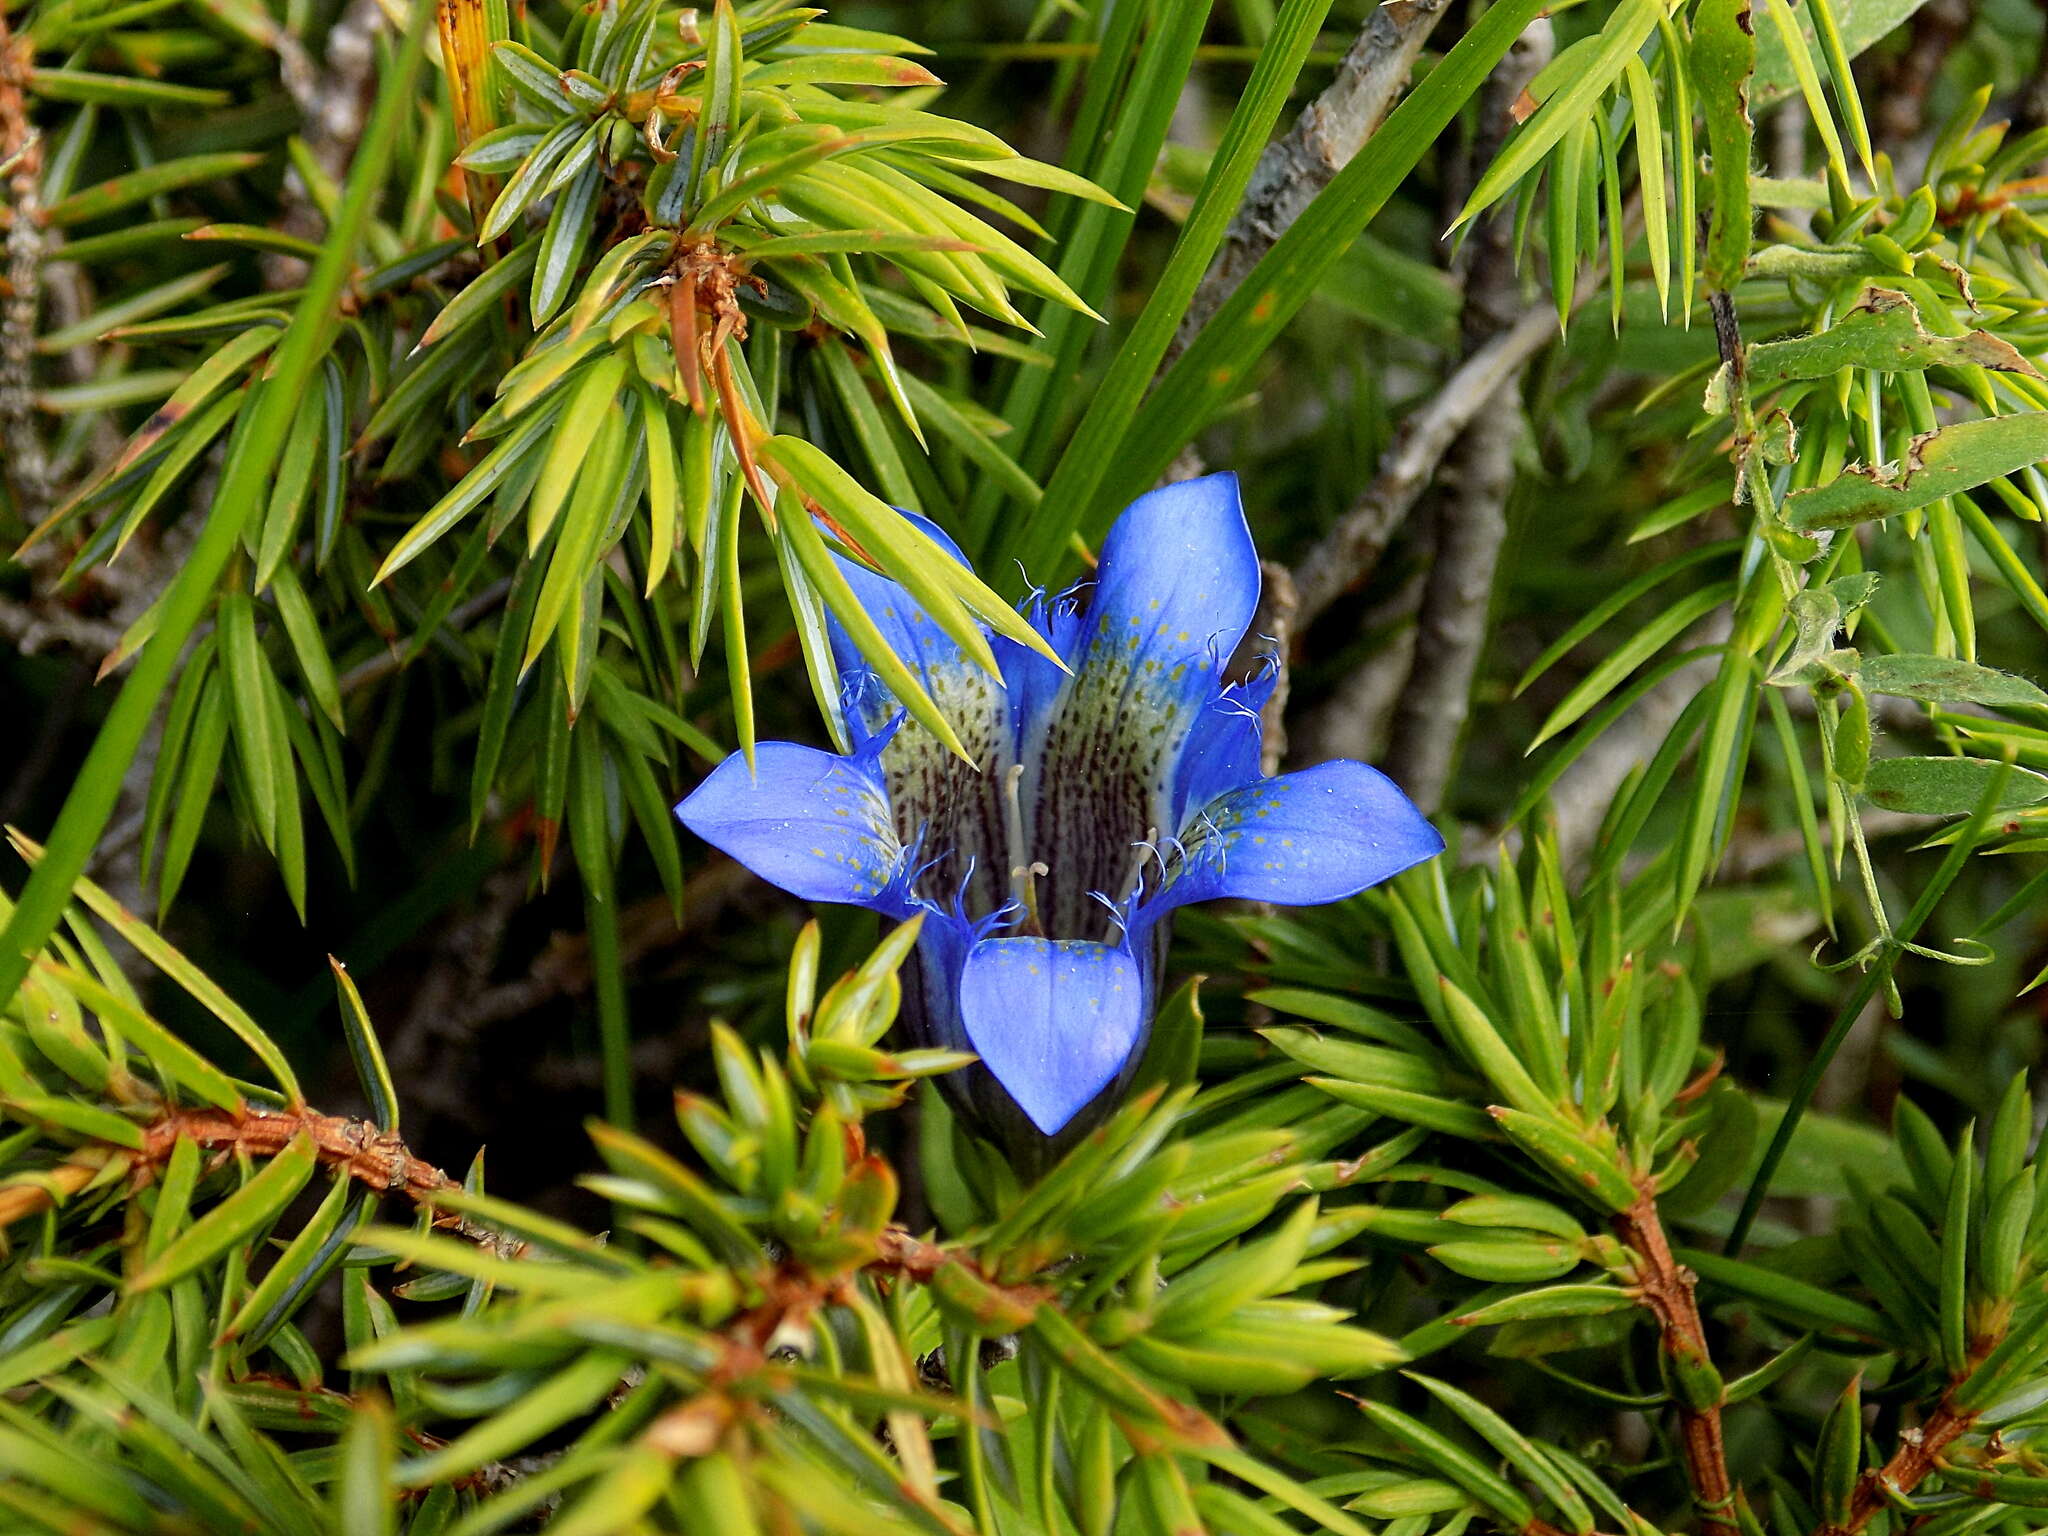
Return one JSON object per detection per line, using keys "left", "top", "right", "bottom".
{"left": 1018, "top": 473, "right": 1261, "bottom": 935}
{"left": 823, "top": 509, "right": 983, "bottom": 747}
{"left": 993, "top": 584, "right": 1085, "bottom": 764}
{"left": 1171, "top": 664, "right": 1277, "bottom": 828}
{"left": 958, "top": 937, "right": 1147, "bottom": 1136}
{"left": 1138, "top": 758, "right": 1444, "bottom": 924}
{"left": 1087, "top": 472, "right": 1261, "bottom": 669}
{"left": 898, "top": 905, "right": 969, "bottom": 1046}
{"left": 821, "top": 511, "right": 1011, "bottom": 912}
{"left": 674, "top": 741, "right": 919, "bottom": 918}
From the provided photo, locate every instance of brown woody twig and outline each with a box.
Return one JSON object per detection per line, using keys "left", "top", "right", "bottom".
{"left": 1818, "top": 1399, "right": 1977, "bottom": 1536}
{"left": 0, "top": 1102, "right": 522, "bottom": 1251}
{"left": 1287, "top": 302, "right": 1572, "bottom": 634}
{"left": 1377, "top": 23, "right": 1552, "bottom": 816}
{"left": 1383, "top": 408, "right": 1514, "bottom": 815}
{"left": 1617, "top": 1188, "right": 1738, "bottom": 1536}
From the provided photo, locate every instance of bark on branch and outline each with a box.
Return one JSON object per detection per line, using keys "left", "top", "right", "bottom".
{"left": 1288, "top": 303, "right": 1566, "bottom": 633}
{"left": 0, "top": 10, "right": 50, "bottom": 516}
{"left": 1817, "top": 1399, "right": 1976, "bottom": 1536}
{"left": 0, "top": 1102, "right": 520, "bottom": 1251}
{"left": 1383, "top": 399, "right": 1515, "bottom": 814}
{"left": 1169, "top": 0, "right": 1455, "bottom": 362}
{"left": 1617, "top": 1190, "right": 1738, "bottom": 1536}
{"left": 1376, "top": 22, "right": 1555, "bottom": 815}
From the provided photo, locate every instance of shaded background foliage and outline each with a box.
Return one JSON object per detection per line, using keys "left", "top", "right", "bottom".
{"left": 12, "top": 0, "right": 2048, "bottom": 1529}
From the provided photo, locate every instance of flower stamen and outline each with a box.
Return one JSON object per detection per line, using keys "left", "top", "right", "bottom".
{"left": 1115, "top": 826, "right": 1161, "bottom": 911}
{"left": 1001, "top": 762, "right": 1047, "bottom": 933}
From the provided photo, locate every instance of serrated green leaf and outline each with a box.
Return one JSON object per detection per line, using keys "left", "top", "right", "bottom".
{"left": 1710, "top": 288, "right": 2037, "bottom": 414}
{"left": 1693, "top": 0, "right": 1757, "bottom": 295}
{"left": 1786, "top": 414, "right": 2048, "bottom": 533}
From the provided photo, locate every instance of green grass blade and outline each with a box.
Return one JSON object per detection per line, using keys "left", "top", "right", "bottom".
{"left": 569, "top": 728, "right": 634, "bottom": 1131}
{"left": 1528, "top": 580, "right": 1740, "bottom": 750}
{"left": 1761, "top": 0, "right": 1850, "bottom": 185}
{"left": 1022, "top": 0, "right": 1338, "bottom": 563}
{"left": 1010, "top": 0, "right": 1549, "bottom": 579}
{"left": 968, "top": 0, "right": 1214, "bottom": 557}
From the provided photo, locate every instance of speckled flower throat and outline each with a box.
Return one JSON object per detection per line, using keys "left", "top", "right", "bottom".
{"left": 865, "top": 623, "right": 1210, "bottom": 946}
{"left": 678, "top": 474, "right": 1443, "bottom": 1153}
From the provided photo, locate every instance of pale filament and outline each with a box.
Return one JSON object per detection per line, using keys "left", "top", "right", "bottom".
{"left": 1001, "top": 761, "right": 1047, "bottom": 932}
{"left": 1115, "top": 826, "right": 1161, "bottom": 911}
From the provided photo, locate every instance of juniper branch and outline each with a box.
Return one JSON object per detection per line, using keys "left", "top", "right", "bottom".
{"left": 0, "top": 1102, "right": 524, "bottom": 1251}
{"left": 1808, "top": 1388, "right": 1979, "bottom": 1536}
{"left": 1618, "top": 1188, "right": 1740, "bottom": 1536}
{"left": 1383, "top": 404, "right": 1514, "bottom": 816}
{"left": 1378, "top": 24, "right": 1547, "bottom": 814}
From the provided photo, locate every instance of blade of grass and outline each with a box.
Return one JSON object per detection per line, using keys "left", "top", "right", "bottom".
{"left": 1020, "top": 0, "right": 1338, "bottom": 563}
{"left": 967, "top": 0, "right": 1210, "bottom": 557}
{"left": 569, "top": 729, "right": 633, "bottom": 1131}
{"left": 1726, "top": 761, "right": 2014, "bottom": 1253}
{"left": 1004, "top": 0, "right": 1550, "bottom": 579}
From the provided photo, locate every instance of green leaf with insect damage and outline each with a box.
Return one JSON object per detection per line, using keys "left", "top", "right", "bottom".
{"left": 1785, "top": 414, "right": 2048, "bottom": 531}
{"left": 1706, "top": 288, "right": 2038, "bottom": 413}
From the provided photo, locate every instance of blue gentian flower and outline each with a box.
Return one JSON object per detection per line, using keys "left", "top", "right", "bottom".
{"left": 676, "top": 474, "right": 1443, "bottom": 1156}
